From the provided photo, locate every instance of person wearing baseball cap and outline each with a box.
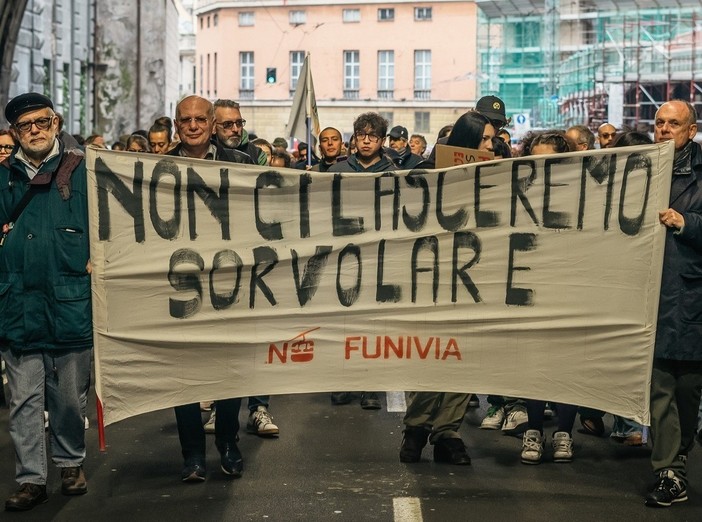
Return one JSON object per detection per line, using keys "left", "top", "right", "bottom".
{"left": 386, "top": 125, "right": 422, "bottom": 169}
{"left": 475, "top": 95, "right": 511, "bottom": 130}
{"left": 1, "top": 92, "right": 92, "bottom": 511}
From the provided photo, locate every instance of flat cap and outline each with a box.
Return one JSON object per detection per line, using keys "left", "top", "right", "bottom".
{"left": 5, "top": 92, "right": 54, "bottom": 124}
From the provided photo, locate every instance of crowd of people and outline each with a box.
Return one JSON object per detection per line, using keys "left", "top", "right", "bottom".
{"left": 0, "top": 90, "right": 701, "bottom": 512}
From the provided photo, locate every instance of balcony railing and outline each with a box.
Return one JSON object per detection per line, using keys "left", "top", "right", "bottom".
{"left": 414, "top": 89, "right": 431, "bottom": 100}
{"left": 239, "top": 89, "right": 254, "bottom": 100}
{"left": 343, "top": 89, "right": 360, "bottom": 100}
{"left": 377, "top": 90, "right": 394, "bottom": 100}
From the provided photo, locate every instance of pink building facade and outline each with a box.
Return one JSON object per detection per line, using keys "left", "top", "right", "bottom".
{"left": 195, "top": 1, "right": 480, "bottom": 144}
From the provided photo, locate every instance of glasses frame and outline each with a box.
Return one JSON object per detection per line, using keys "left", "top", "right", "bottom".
{"left": 354, "top": 131, "right": 382, "bottom": 143}
{"left": 13, "top": 116, "right": 55, "bottom": 134}
{"left": 177, "top": 116, "right": 211, "bottom": 127}
{"left": 216, "top": 119, "right": 246, "bottom": 130}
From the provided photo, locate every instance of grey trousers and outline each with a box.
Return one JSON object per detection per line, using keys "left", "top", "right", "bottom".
{"left": 403, "top": 392, "right": 470, "bottom": 443}
{"left": 649, "top": 358, "right": 702, "bottom": 484}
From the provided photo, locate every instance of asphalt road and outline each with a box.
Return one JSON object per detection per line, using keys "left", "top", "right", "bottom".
{"left": 0, "top": 392, "right": 700, "bottom": 521}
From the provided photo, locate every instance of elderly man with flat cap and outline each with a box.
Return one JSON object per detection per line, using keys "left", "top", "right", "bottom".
{"left": 0, "top": 93, "right": 92, "bottom": 511}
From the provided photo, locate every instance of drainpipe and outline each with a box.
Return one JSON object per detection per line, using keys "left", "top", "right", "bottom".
{"left": 136, "top": 0, "right": 142, "bottom": 128}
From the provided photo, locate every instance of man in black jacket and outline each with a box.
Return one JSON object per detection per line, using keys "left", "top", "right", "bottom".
{"left": 386, "top": 125, "right": 422, "bottom": 169}
{"left": 646, "top": 99, "right": 702, "bottom": 508}
{"left": 335, "top": 113, "right": 394, "bottom": 173}
{"left": 311, "top": 127, "right": 345, "bottom": 172}
{"left": 213, "top": 99, "right": 266, "bottom": 165}
{"left": 168, "top": 95, "right": 250, "bottom": 483}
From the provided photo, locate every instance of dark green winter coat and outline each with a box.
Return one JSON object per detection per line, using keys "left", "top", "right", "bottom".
{"left": 0, "top": 141, "right": 92, "bottom": 352}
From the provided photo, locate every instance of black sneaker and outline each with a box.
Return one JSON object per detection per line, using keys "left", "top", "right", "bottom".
{"left": 399, "top": 427, "right": 430, "bottom": 463}
{"left": 360, "top": 392, "right": 381, "bottom": 410}
{"left": 645, "top": 470, "right": 688, "bottom": 507}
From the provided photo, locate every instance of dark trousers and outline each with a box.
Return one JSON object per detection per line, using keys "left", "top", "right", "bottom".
{"left": 526, "top": 400, "right": 578, "bottom": 434}
{"left": 650, "top": 358, "right": 702, "bottom": 483}
{"left": 174, "top": 398, "right": 241, "bottom": 461}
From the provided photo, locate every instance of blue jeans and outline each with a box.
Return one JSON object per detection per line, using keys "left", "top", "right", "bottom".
{"left": 2, "top": 348, "right": 91, "bottom": 485}
{"left": 611, "top": 416, "right": 643, "bottom": 438}
{"left": 248, "top": 395, "right": 270, "bottom": 413}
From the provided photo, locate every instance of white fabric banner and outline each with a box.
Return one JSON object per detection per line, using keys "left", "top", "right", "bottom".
{"left": 87, "top": 143, "right": 674, "bottom": 426}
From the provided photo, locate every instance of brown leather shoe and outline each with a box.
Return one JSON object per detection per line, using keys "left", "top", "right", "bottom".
{"left": 61, "top": 466, "right": 87, "bottom": 495}
{"left": 5, "top": 483, "right": 48, "bottom": 511}
{"left": 623, "top": 432, "right": 644, "bottom": 446}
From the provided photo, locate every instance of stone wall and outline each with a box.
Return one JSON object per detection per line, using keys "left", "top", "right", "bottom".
{"left": 95, "top": 0, "right": 178, "bottom": 142}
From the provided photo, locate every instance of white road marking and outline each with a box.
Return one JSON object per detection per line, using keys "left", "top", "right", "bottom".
{"left": 385, "top": 391, "right": 407, "bottom": 412}
{"left": 393, "top": 497, "right": 423, "bottom": 522}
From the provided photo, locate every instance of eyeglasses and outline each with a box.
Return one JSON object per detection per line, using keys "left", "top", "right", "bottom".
{"left": 599, "top": 132, "right": 616, "bottom": 139}
{"left": 354, "top": 132, "right": 382, "bottom": 143}
{"left": 14, "top": 116, "right": 54, "bottom": 134}
{"left": 128, "top": 149, "right": 147, "bottom": 153}
{"left": 216, "top": 120, "right": 246, "bottom": 129}
{"left": 0, "top": 144, "right": 14, "bottom": 152}
{"left": 177, "top": 116, "right": 210, "bottom": 127}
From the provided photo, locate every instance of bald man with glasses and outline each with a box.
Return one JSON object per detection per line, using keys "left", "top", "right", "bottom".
{"left": 597, "top": 123, "right": 617, "bottom": 149}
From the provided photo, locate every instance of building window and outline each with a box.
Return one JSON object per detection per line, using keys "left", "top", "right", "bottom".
{"left": 239, "top": 12, "right": 254, "bottom": 27}
{"left": 240, "top": 52, "right": 254, "bottom": 97}
{"left": 207, "top": 16, "right": 210, "bottom": 28}
{"left": 378, "top": 8, "right": 395, "bottom": 21}
{"left": 206, "top": 53, "right": 211, "bottom": 97}
{"left": 377, "top": 51, "right": 394, "bottom": 99}
{"left": 290, "top": 51, "right": 305, "bottom": 92}
{"left": 199, "top": 55, "right": 203, "bottom": 95}
{"left": 199, "top": 17, "right": 203, "bottom": 30}
{"left": 414, "top": 7, "right": 432, "bottom": 21}
{"left": 513, "top": 21, "right": 541, "bottom": 48}
{"left": 414, "top": 50, "right": 431, "bottom": 99}
{"left": 289, "top": 10, "right": 306, "bottom": 25}
{"left": 343, "top": 50, "right": 360, "bottom": 99}
{"left": 343, "top": 9, "right": 360, "bottom": 23}
{"left": 213, "top": 13, "right": 218, "bottom": 26}
{"left": 213, "top": 52, "right": 218, "bottom": 97}
{"left": 415, "top": 111, "right": 430, "bottom": 133}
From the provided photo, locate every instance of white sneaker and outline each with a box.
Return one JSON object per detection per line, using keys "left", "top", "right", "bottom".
{"left": 521, "top": 429, "right": 543, "bottom": 464}
{"left": 552, "top": 431, "right": 574, "bottom": 462}
{"left": 247, "top": 406, "right": 279, "bottom": 437}
{"left": 480, "top": 406, "right": 505, "bottom": 430}
{"left": 203, "top": 410, "right": 216, "bottom": 434}
{"left": 502, "top": 405, "right": 528, "bottom": 435}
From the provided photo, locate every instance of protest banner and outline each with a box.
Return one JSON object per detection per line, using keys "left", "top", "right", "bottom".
{"left": 88, "top": 143, "right": 674, "bottom": 426}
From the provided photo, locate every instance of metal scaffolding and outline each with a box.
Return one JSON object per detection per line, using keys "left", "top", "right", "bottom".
{"left": 476, "top": 0, "right": 702, "bottom": 131}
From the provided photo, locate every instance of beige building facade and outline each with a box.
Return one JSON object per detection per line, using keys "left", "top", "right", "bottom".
{"left": 194, "top": 1, "right": 480, "bottom": 144}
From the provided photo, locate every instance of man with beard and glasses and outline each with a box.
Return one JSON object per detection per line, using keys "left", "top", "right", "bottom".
{"left": 213, "top": 99, "right": 266, "bottom": 165}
